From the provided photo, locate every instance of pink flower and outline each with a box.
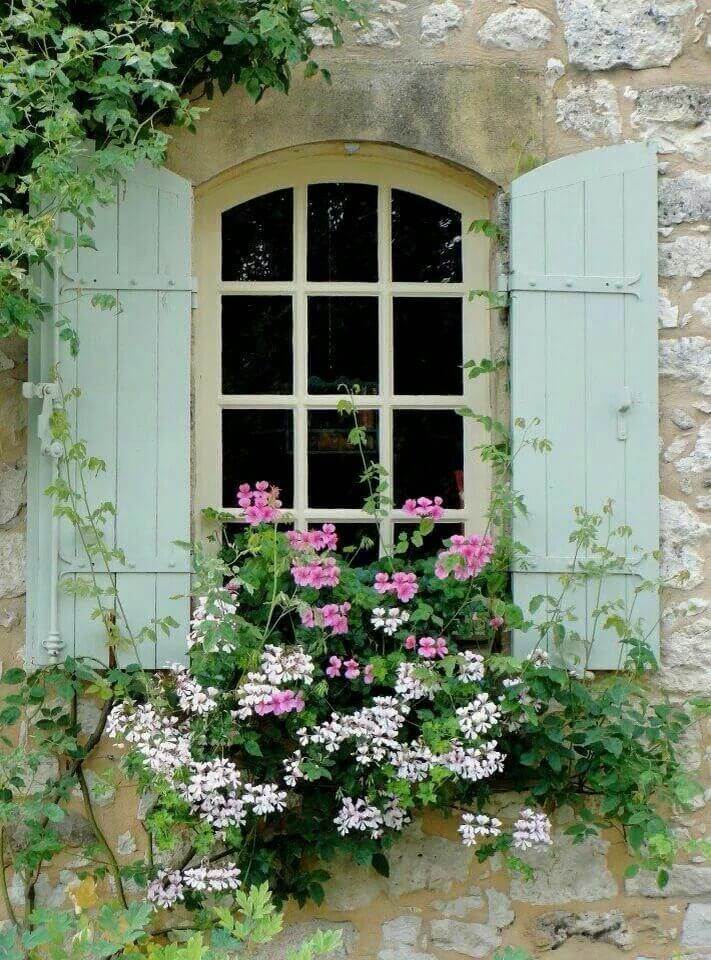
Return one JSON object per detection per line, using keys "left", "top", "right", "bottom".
{"left": 418, "top": 636, "right": 448, "bottom": 659}
{"left": 404, "top": 635, "right": 417, "bottom": 650}
{"left": 300, "top": 607, "right": 317, "bottom": 628}
{"left": 326, "top": 656, "right": 342, "bottom": 678}
{"left": 489, "top": 616, "right": 504, "bottom": 629}
{"left": 288, "top": 524, "right": 338, "bottom": 552}
{"left": 373, "top": 571, "right": 419, "bottom": 603}
{"left": 322, "top": 602, "right": 351, "bottom": 635}
{"left": 402, "top": 496, "right": 445, "bottom": 521}
{"left": 254, "top": 689, "right": 305, "bottom": 716}
{"left": 363, "top": 664, "right": 375, "bottom": 684}
{"left": 435, "top": 534, "right": 494, "bottom": 581}
{"left": 343, "top": 658, "right": 360, "bottom": 680}
{"left": 237, "top": 481, "right": 282, "bottom": 525}
{"left": 225, "top": 578, "right": 240, "bottom": 595}
{"left": 291, "top": 557, "right": 340, "bottom": 589}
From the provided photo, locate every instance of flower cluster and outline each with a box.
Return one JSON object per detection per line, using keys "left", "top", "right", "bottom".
{"left": 457, "top": 693, "right": 501, "bottom": 738}
{"left": 107, "top": 703, "right": 190, "bottom": 776}
{"left": 326, "top": 655, "right": 374, "bottom": 683}
{"left": 333, "top": 795, "right": 410, "bottom": 839}
{"left": 458, "top": 813, "right": 502, "bottom": 847}
{"left": 405, "top": 635, "right": 448, "bottom": 659}
{"left": 301, "top": 602, "right": 351, "bottom": 635}
{"left": 402, "top": 496, "right": 444, "bottom": 520}
{"left": 237, "top": 481, "right": 282, "bottom": 525}
{"left": 236, "top": 644, "right": 313, "bottom": 718}
{"left": 148, "top": 863, "right": 242, "bottom": 908}
{"left": 292, "top": 556, "right": 340, "bottom": 589}
{"left": 288, "top": 523, "right": 338, "bottom": 552}
{"left": 435, "top": 534, "right": 495, "bottom": 581}
{"left": 170, "top": 663, "right": 219, "bottom": 716}
{"left": 512, "top": 808, "right": 553, "bottom": 850}
{"left": 371, "top": 606, "right": 410, "bottom": 635}
{"left": 458, "top": 650, "right": 485, "bottom": 683}
{"left": 188, "top": 593, "right": 238, "bottom": 652}
{"left": 374, "top": 570, "right": 418, "bottom": 603}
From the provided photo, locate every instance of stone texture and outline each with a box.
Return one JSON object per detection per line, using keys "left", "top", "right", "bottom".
{"left": 486, "top": 889, "right": 515, "bottom": 929}
{"left": 627, "top": 865, "right": 711, "bottom": 899}
{"left": 660, "top": 172, "right": 711, "bottom": 226}
{"left": 659, "top": 288, "right": 680, "bottom": 327}
{"left": 683, "top": 904, "right": 711, "bottom": 948}
{"left": 536, "top": 910, "right": 631, "bottom": 949}
{"left": 0, "top": 525, "right": 25, "bottom": 599}
{"left": 556, "top": 81, "right": 621, "bottom": 141}
{"left": 381, "top": 916, "right": 422, "bottom": 947}
{"left": 545, "top": 57, "right": 565, "bottom": 88}
{"left": 659, "top": 236, "right": 711, "bottom": 278}
{"left": 354, "top": 18, "right": 400, "bottom": 46}
{"left": 432, "top": 891, "right": 484, "bottom": 918}
{"left": 631, "top": 85, "right": 711, "bottom": 164}
{"left": 477, "top": 8, "right": 554, "bottom": 51}
{"left": 685, "top": 294, "right": 711, "bottom": 327}
{"left": 671, "top": 408, "right": 697, "bottom": 430}
{"left": 385, "top": 821, "right": 474, "bottom": 895}
{"left": 510, "top": 834, "right": 618, "bottom": 904}
{"left": 660, "top": 495, "right": 709, "bottom": 589}
{"left": 117, "top": 831, "right": 137, "bottom": 856}
{"left": 677, "top": 423, "right": 711, "bottom": 487}
{"left": 430, "top": 918, "right": 500, "bottom": 958}
{"left": 72, "top": 769, "right": 116, "bottom": 808}
{"left": 661, "top": 616, "right": 711, "bottom": 693}
{"left": 255, "top": 921, "right": 358, "bottom": 960}
{"left": 659, "top": 337, "right": 711, "bottom": 397}
{"left": 0, "top": 460, "right": 25, "bottom": 526}
{"left": 420, "top": 1, "right": 463, "bottom": 45}
{"left": 556, "top": 0, "right": 694, "bottom": 70}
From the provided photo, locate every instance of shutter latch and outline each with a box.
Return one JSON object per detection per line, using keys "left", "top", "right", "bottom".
{"left": 617, "top": 387, "right": 632, "bottom": 441}
{"left": 22, "top": 382, "right": 63, "bottom": 458}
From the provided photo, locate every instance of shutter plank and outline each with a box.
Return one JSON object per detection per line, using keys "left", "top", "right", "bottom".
{"left": 510, "top": 143, "right": 659, "bottom": 668}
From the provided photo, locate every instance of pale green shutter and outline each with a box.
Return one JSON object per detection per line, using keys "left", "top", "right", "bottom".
{"left": 26, "top": 164, "right": 193, "bottom": 668}
{"left": 509, "top": 143, "right": 659, "bottom": 669}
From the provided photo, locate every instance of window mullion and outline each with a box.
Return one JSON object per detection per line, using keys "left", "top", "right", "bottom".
{"left": 294, "top": 184, "right": 308, "bottom": 529}
{"left": 379, "top": 184, "right": 393, "bottom": 558}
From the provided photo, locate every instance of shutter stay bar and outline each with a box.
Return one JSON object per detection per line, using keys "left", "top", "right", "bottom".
{"left": 62, "top": 273, "right": 197, "bottom": 293}
{"left": 503, "top": 272, "right": 641, "bottom": 298}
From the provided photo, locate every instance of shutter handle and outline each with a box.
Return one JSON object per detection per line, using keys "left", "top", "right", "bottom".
{"left": 617, "top": 387, "right": 632, "bottom": 441}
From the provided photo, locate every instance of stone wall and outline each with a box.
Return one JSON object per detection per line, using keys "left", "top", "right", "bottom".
{"left": 1, "top": 0, "right": 710, "bottom": 956}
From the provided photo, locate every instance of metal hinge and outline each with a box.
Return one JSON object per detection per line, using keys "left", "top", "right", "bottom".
{"left": 506, "top": 272, "right": 641, "bottom": 298}
{"left": 22, "top": 382, "right": 63, "bottom": 458}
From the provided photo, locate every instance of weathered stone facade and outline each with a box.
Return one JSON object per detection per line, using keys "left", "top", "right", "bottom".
{"left": 1, "top": 0, "right": 710, "bottom": 955}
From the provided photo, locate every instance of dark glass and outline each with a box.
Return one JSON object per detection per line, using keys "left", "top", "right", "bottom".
{"left": 308, "top": 297, "right": 379, "bottom": 395}
{"left": 307, "top": 183, "right": 378, "bottom": 281}
{"left": 393, "top": 522, "right": 464, "bottom": 561}
{"left": 391, "top": 189, "right": 462, "bottom": 282}
{"left": 308, "top": 410, "right": 379, "bottom": 508}
{"left": 222, "top": 189, "right": 293, "bottom": 281}
{"left": 222, "top": 296, "right": 292, "bottom": 394}
{"left": 222, "top": 410, "right": 294, "bottom": 507}
{"left": 393, "top": 410, "right": 463, "bottom": 507}
{"left": 310, "top": 522, "right": 380, "bottom": 565}
{"left": 393, "top": 297, "right": 462, "bottom": 395}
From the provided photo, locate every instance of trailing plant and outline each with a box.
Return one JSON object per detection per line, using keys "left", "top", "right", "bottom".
{"left": 0, "top": 0, "right": 363, "bottom": 346}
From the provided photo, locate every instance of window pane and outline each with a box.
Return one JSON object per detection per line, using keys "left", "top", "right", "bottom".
{"left": 308, "top": 297, "right": 379, "bottom": 395}
{"left": 222, "top": 189, "right": 293, "bottom": 281}
{"left": 222, "top": 410, "right": 294, "bottom": 507}
{"left": 222, "top": 296, "right": 293, "bottom": 394}
{"left": 393, "top": 297, "right": 462, "bottom": 395}
{"left": 393, "top": 410, "right": 463, "bottom": 508}
{"left": 310, "top": 522, "right": 380, "bottom": 565}
{"left": 308, "top": 410, "right": 379, "bottom": 508}
{"left": 391, "top": 189, "right": 462, "bottom": 282}
{"left": 308, "top": 183, "right": 378, "bottom": 282}
{"left": 393, "top": 522, "right": 464, "bottom": 561}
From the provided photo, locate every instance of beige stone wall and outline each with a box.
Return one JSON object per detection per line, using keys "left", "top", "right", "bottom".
{"left": 1, "top": 0, "right": 710, "bottom": 955}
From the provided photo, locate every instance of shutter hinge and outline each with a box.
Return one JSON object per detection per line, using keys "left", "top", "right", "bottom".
{"left": 191, "top": 290, "right": 198, "bottom": 310}
{"left": 508, "top": 272, "right": 641, "bottom": 298}
{"left": 22, "top": 382, "right": 63, "bottom": 458}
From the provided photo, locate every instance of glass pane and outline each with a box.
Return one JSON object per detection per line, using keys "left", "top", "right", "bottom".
{"left": 222, "top": 296, "right": 293, "bottom": 394}
{"left": 308, "top": 410, "right": 379, "bottom": 508}
{"left": 222, "top": 189, "right": 293, "bottom": 281}
{"left": 222, "top": 410, "right": 294, "bottom": 507}
{"left": 310, "top": 522, "right": 380, "bottom": 565}
{"left": 393, "top": 522, "right": 464, "bottom": 561}
{"left": 391, "top": 189, "right": 462, "bottom": 282}
{"left": 393, "top": 297, "right": 462, "bottom": 395}
{"left": 393, "top": 410, "right": 463, "bottom": 508}
{"left": 308, "top": 183, "right": 378, "bottom": 281}
{"left": 308, "top": 297, "right": 379, "bottom": 395}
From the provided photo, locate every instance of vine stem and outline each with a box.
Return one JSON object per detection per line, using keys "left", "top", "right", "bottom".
{"left": 76, "top": 765, "right": 128, "bottom": 909}
{"left": 0, "top": 827, "right": 18, "bottom": 927}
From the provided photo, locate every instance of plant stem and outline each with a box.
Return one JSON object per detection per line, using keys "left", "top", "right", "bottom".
{"left": 76, "top": 765, "right": 128, "bottom": 908}
{"left": 0, "top": 827, "right": 18, "bottom": 927}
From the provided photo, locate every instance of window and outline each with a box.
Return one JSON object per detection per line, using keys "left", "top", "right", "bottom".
{"left": 194, "top": 146, "right": 492, "bottom": 553}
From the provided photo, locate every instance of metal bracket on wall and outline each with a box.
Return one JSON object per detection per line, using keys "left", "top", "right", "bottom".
{"left": 22, "top": 381, "right": 63, "bottom": 458}
{"left": 504, "top": 272, "right": 641, "bottom": 297}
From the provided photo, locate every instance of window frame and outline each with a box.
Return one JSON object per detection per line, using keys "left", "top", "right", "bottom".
{"left": 194, "top": 143, "right": 493, "bottom": 547}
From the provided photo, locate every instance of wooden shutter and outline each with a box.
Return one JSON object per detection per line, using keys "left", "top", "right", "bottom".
{"left": 26, "top": 164, "right": 193, "bottom": 668}
{"left": 509, "top": 143, "right": 659, "bottom": 669}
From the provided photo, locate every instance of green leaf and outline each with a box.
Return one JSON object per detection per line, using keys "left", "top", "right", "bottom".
{"left": 371, "top": 852, "right": 390, "bottom": 877}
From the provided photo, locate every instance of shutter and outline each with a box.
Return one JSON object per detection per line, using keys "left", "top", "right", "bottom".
{"left": 509, "top": 143, "right": 659, "bottom": 669}
{"left": 26, "top": 163, "right": 193, "bottom": 668}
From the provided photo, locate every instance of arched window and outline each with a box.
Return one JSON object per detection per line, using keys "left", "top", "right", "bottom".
{"left": 194, "top": 145, "right": 492, "bottom": 555}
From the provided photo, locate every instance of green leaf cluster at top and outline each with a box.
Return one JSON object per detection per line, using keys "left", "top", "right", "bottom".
{"left": 0, "top": 0, "right": 364, "bottom": 346}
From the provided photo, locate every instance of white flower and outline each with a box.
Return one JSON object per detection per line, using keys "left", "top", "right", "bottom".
{"left": 242, "top": 782, "right": 287, "bottom": 816}
{"left": 437, "top": 739, "right": 506, "bottom": 782}
{"left": 107, "top": 702, "right": 191, "bottom": 776}
{"left": 148, "top": 863, "right": 241, "bottom": 908}
{"left": 458, "top": 650, "right": 485, "bottom": 683}
{"left": 394, "top": 661, "right": 437, "bottom": 701}
{"left": 169, "top": 663, "right": 219, "bottom": 716}
{"left": 188, "top": 592, "right": 238, "bottom": 652}
{"left": 458, "top": 812, "right": 502, "bottom": 847}
{"left": 456, "top": 693, "right": 501, "bottom": 739}
{"left": 371, "top": 606, "right": 410, "bottom": 636}
{"left": 512, "top": 808, "right": 552, "bottom": 850}
{"left": 261, "top": 644, "right": 315, "bottom": 686}
{"left": 283, "top": 751, "right": 305, "bottom": 787}
{"left": 527, "top": 649, "right": 550, "bottom": 667}
{"left": 333, "top": 797, "right": 384, "bottom": 837}
{"left": 389, "top": 739, "right": 433, "bottom": 782}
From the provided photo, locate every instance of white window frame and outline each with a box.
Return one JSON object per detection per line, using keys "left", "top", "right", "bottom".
{"left": 194, "top": 143, "right": 493, "bottom": 548}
